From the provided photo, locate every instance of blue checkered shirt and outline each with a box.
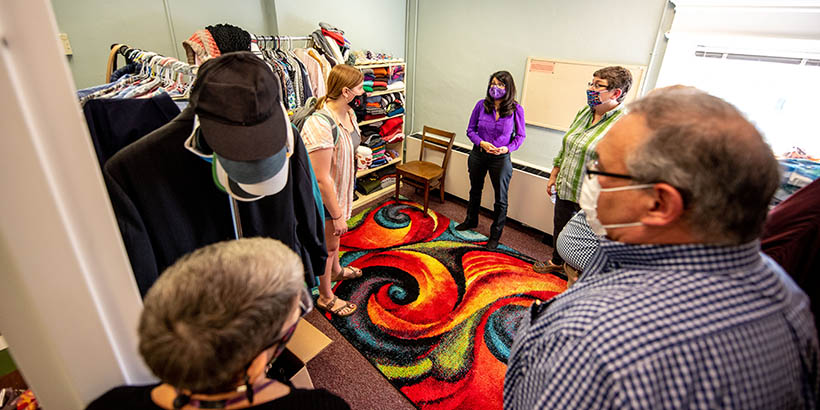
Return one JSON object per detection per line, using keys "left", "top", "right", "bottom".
{"left": 504, "top": 239, "right": 819, "bottom": 409}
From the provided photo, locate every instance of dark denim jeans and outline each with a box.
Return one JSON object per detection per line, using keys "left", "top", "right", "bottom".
{"left": 466, "top": 146, "right": 513, "bottom": 240}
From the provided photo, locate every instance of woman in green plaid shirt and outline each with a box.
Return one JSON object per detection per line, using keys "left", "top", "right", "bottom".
{"left": 533, "top": 66, "right": 633, "bottom": 274}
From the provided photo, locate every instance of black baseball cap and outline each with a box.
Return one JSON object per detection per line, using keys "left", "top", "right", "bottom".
{"left": 190, "top": 52, "right": 287, "bottom": 161}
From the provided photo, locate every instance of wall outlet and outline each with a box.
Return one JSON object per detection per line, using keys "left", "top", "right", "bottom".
{"left": 59, "top": 33, "right": 72, "bottom": 55}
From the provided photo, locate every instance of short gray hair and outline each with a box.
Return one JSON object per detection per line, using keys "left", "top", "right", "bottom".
{"left": 138, "top": 238, "right": 304, "bottom": 393}
{"left": 625, "top": 87, "right": 779, "bottom": 244}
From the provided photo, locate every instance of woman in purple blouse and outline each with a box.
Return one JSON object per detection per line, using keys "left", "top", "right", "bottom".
{"left": 455, "top": 71, "right": 526, "bottom": 249}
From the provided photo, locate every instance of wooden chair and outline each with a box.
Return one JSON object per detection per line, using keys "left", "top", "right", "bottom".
{"left": 394, "top": 126, "right": 456, "bottom": 214}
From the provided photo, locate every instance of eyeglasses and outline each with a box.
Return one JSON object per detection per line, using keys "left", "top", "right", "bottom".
{"left": 587, "top": 82, "right": 610, "bottom": 91}
{"left": 265, "top": 288, "right": 314, "bottom": 366}
{"left": 585, "top": 159, "right": 636, "bottom": 180}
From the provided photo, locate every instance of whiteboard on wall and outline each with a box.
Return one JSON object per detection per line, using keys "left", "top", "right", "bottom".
{"left": 521, "top": 58, "right": 646, "bottom": 132}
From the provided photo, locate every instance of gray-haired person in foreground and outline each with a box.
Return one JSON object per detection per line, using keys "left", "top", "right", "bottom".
{"left": 504, "top": 87, "right": 819, "bottom": 409}
{"left": 87, "top": 238, "right": 350, "bottom": 410}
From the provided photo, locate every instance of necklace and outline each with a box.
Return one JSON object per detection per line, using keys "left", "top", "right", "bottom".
{"left": 176, "top": 379, "right": 277, "bottom": 409}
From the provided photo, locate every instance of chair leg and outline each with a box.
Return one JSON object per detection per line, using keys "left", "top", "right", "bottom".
{"left": 423, "top": 181, "right": 430, "bottom": 214}
{"left": 394, "top": 174, "right": 401, "bottom": 201}
{"left": 439, "top": 180, "right": 445, "bottom": 203}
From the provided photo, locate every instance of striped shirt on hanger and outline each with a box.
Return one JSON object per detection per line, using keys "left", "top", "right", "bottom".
{"left": 553, "top": 104, "right": 624, "bottom": 203}
{"left": 504, "top": 239, "right": 820, "bottom": 410}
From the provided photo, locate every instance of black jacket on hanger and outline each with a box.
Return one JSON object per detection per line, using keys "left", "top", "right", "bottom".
{"left": 104, "top": 106, "right": 326, "bottom": 296}
{"left": 84, "top": 93, "right": 181, "bottom": 167}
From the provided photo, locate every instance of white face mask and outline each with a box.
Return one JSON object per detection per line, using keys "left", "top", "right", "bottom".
{"left": 579, "top": 174, "right": 653, "bottom": 236}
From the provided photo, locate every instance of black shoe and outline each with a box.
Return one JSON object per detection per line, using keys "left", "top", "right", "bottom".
{"left": 455, "top": 221, "right": 477, "bottom": 231}
{"left": 486, "top": 237, "right": 499, "bottom": 250}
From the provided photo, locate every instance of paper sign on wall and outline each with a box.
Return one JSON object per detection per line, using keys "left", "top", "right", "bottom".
{"left": 529, "top": 61, "right": 555, "bottom": 74}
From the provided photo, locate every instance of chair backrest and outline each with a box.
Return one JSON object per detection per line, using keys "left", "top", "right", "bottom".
{"left": 419, "top": 126, "right": 456, "bottom": 173}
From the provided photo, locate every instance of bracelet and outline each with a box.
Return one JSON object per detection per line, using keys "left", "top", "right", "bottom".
{"left": 330, "top": 213, "right": 342, "bottom": 220}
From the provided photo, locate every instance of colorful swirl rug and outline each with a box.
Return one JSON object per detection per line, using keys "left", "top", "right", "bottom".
{"left": 321, "top": 199, "right": 566, "bottom": 409}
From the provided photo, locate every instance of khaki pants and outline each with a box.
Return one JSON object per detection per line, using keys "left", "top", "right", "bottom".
{"left": 564, "top": 263, "right": 580, "bottom": 288}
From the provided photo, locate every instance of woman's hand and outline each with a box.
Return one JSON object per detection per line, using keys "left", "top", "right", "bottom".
{"left": 479, "top": 141, "right": 497, "bottom": 153}
{"left": 495, "top": 146, "right": 509, "bottom": 155}
{"left": 547, "top": 166, "right": 559, "bottom": 196}
{"left": 333, "top": 216, "right": 348, "bottom": 236}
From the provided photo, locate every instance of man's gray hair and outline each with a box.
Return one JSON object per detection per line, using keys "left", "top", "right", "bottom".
{"left": 138, "top": 238, "right": 304, "bottom": 393}
{"left": 626, "top": 87, "right": 780, "bottom": 244}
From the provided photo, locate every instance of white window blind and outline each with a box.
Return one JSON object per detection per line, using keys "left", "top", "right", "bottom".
{"left": 656, "top": 1, "right": 820, "bottom": 156}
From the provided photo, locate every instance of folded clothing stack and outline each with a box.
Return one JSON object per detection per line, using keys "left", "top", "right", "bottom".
{"left": 368, "top": 138, "right": 388, "bottom": 167}
{"left": 362, "top": 68, "right": 375, "bottom": 82}
{"left": 320, "top": 22, "right": 349, "bottom": 47}
{"left": 385, "top": 100, "right": 403, "bottom": 117}
{"left": 356, "top": 175, "right": 382, "bottom": 195}
{"left": 375, "top": 164, "right": 397, "bottom": 189}
{"left": 380, "top": 117, "right": 403, "bottom": 139}
{"left": 360, "top": 124, "right": 382, "bottom": 143}
{"left": 366, "top": 94, "right": 386, "bottom": 117}
{"left": 373, "top": 67, "right": 389, "bottom": 81}
{"left": 383, "top": 132, "right": 404, "bottom": 144}
{"left": 380, "top": 92, "right": 404, "bottom": 117}
{"left": 389, "top": 65, "right": 405, "bottom": 84}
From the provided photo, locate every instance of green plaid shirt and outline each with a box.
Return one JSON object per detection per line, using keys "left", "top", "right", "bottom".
{"left": 553, "top": 104, "right": 625, "bottom": 203}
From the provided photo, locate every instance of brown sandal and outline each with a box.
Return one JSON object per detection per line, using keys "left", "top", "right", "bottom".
{"left": 331, "top": 266, "right": 363, "bottom": 282}
{"left": 317, "top": 295, "right": 357, "bottom": 317}
{"left": 532, "top": 260, "right": 564, "bottom": 274}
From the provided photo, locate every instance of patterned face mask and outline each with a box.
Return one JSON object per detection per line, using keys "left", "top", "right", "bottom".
{"left": 586, "top": 89, "right": 604, "bottom": 108}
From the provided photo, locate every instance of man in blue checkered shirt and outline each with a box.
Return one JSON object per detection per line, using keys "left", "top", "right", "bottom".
{"left": 504, "top": 87, "right": 819, "bottom": 409}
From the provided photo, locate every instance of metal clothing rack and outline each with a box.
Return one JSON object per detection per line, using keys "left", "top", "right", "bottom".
{"left": 107, "top": 44, "right": 197, "bottom": 83}
{"left": 229, "top": 197, "right": 243, "bottom": 239}
{"left": 253, "top": 35, "right": 312, "bottom": 42}
{"left": 252, "top": 35, "right": 313, "bottom": 51}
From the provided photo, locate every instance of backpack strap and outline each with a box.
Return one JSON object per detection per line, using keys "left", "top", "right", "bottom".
{"left": 312, "top": 111, "right": 340, "bottom": 146}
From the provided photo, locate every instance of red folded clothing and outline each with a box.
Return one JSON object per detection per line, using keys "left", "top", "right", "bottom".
{"left": 373, "top": 81, "right": 388, "bottom": 87}
{"left": 380, "top": 117, "right": 403, "bottom": 137}
{"left": 365, "top": 114, "right": 386, "bottom": 121}
{"left": 321, "top": 29, "right": 345, "bottom": 46}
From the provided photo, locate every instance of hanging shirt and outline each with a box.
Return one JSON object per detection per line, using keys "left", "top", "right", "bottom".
{"left": 294, "top": 48, "right": 326, "bottom": 98}
{"left": 466, "top": 100, "right": 526, "bottom": 152}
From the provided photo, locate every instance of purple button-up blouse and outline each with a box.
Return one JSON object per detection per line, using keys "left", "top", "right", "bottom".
{"left": 466, "top": 100, "right": 526, "bottom": 152}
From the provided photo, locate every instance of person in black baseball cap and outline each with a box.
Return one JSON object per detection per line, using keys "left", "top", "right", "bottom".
{"left": 189, "top": 51, "right": 292, "bottom": 201}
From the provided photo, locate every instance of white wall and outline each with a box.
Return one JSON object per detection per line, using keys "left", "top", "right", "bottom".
{"left": 274, "top": 0, "right": 407, "bottom": 58}
{"left": 406, "top": 0, "right": 668, "bottom": 170}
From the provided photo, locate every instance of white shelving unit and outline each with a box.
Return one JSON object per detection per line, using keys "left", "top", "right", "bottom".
{"left": 352, "top": 61, "right": 406, "bottom": 210}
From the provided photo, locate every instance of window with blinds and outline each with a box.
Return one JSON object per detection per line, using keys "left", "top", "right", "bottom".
{"left": 655, "top": 1, "right": 820, "bottom": 156}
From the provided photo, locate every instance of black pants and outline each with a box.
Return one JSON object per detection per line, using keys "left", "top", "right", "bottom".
{"left": 466, "top": 146, "right": 513, "bottom": 240}
{"left": 551, "top": 196, "right": 581, "bottom": 265}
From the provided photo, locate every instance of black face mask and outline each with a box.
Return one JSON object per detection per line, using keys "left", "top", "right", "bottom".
{"left": 348, "top": 93, "right": 364, "bottom": 111}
